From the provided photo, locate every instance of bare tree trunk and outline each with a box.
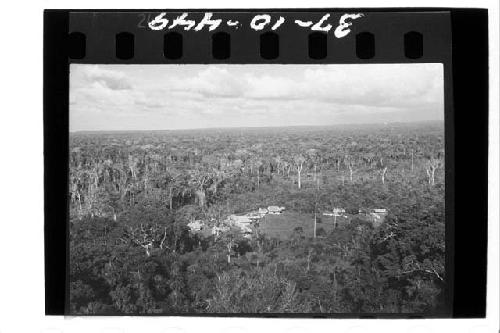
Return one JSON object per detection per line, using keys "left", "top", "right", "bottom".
{"left": 427, "top": 168, "right": 436, "bottom": 186}
{"left": 381, "top": 167, "right": 388, "bottom": 184}
{"left": 169, "top": 187, "right": 173, "bottom": 211}
{"left": 143, "top": 168, "right": 149, "bottom": 193}
{"left": 76, "top": 192, "right": 82, "bottom": 214}
{"left": 411, "top": 150, "right": 414, "bottom": 172}
{"left": 426, "top": 160, "right": 439, "bottom": 186}
{"left": 332, "top": 269, "right": 338, "bottom": 307}
{"left": 195, "top": 189, "right": 206, "bottom": 207}
{"left": 306, "top": 249, "right": 313, "bottom": 272}
{"left": 313, "top": 211, "right": 317, "bottom": 238}
{"left": 227, "top": 242, "right": 232, "bottom": 264}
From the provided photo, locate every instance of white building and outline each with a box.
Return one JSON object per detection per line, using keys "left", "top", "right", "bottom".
{"left": 225, "top": 215, "right": 253, "bottom": 233}
{"left": 258, "top": 208, "right": 269, "bottom": 216}
{"left": 323, "top": 208, "right": 346, "bottom": 217}
{"left": 187, "top": 220, "right": 204, "bottom": 232}
{"left": 246, "top": 212, "right": 261, "bottom": 220}
{"left": 229, "top": 215, "right": 252, "bottom": 224}
{"left": 267, "top": 206, "right": 285, "bottom": 215}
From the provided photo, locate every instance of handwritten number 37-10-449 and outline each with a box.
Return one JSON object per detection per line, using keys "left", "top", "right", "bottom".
{"left": 146, "top": 12, "right": 364, "bottom": 38}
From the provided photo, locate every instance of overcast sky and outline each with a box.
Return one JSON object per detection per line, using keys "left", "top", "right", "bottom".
{"left": 70, "top": 64, "right": 443, "bottom": 132}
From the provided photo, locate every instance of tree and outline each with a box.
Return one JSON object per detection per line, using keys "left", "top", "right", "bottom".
{"left": 207, "top": 266, "right": 307, "bottom": 313}
{"left": 273, "top": 155, "right": 283, "bottom": 176}
{"left": 122, "top": 223, "right": 168, "bottom": 256}
{"left": 426, "top": 157, "right": 441, "bottom": 186}
{"left": 410, "top": 149, "right": 415, "bottom": 172}
{"left": 378, "top": 157, "right": 388, "bottom": 184}
{"left": 204, "top": 203, "right": 230, "bottom": 229}
{"left": 344, "top": 155, "right": 356, "bottom": 184}
{"left": 293, "top": 154, "right": 306, "bottom": 189}
{"left": 189, "top": 170, "right": 213, "bottom": 207}
{"left": 165, "top": 168, "right": 183, "bottom": 211}
{"left": 370, "top": 212, "right": 445, "bottom": 312}
{"left": 70, "top": 171, "right": 84, "bottom": 219}
{"left": 219, "top": 226, "right": 243, "bottom": 264}
{"left": 128, "top": 155, "right": 140, "bottom": 180}
{"left": 313, "top": 184, "right": 321, "bottom": 238}
{"left": 306, "top": 148, "right": 320, "bottom": 182}
{"left": 249, "top": 157, "right": 264, "bottom": 189}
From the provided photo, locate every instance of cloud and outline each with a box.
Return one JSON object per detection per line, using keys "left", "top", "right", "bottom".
{"left": 174, "top": 67, "right": 246, "bottom": 98}
{"left": 134, "top": 99, "right": 167, "bottom": 109}
{"left": 300, "top": 65, "right": 442, "bottom": 108}
{"left": 70, "top": 64, "right": 443, "bottom": 131}
{"left": 239, "top": 65, "right": 442, "bottom": 109}
{"left": 81, "top": 65, "right": 133, "bottom": 91}
{"left": 166, "top": 65, "right": 442, "bottom": 111}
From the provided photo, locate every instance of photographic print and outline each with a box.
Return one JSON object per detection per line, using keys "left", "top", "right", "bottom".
{"left": 69, "top": 64, "right": 445, "bottom": 315}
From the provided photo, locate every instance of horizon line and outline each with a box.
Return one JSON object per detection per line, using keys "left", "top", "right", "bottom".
{"left": 70, "top": 119, "right": 444, "bottom": 134}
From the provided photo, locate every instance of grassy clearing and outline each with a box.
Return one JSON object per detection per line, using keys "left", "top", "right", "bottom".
{"left": 257, "top": 211, "right": 350, "bottom": 240}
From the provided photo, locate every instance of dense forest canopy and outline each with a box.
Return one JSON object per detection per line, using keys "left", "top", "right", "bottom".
{"left": 69, "top": 121, "right": 446, "bottom": 315}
